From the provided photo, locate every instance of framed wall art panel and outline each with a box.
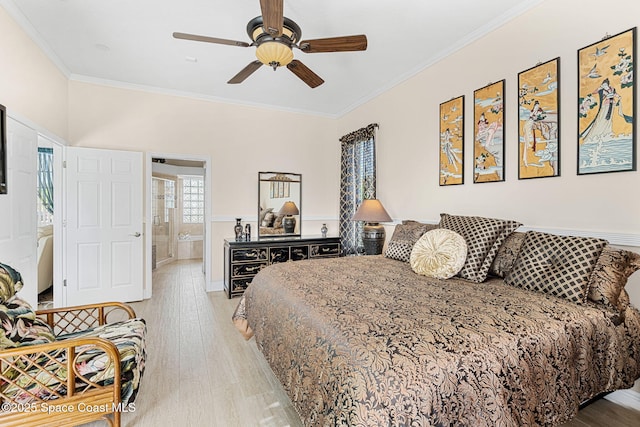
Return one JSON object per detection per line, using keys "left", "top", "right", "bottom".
{"left": 473, "top": 80, "right": 505, "bottom": 183}
{"left": 578, "top": 27, "right": 636, "bottom": 175}
{"left": 518, "top": 57, "right": 560, "bottom": 179}
{"left": 439, "top": 96, "right": 464, "bottom": 186}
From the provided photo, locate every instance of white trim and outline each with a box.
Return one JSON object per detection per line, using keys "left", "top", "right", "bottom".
{"left": 209, "top": 280, "right": 224, "bottom": 293}
{"left": 0, "top": 0, "right": 71, "bottom": 78}
{"left": 604, "top": 389, "right": 640, "bottom": 412}
{"left": 70, "top": 74, "right": 339, "bottom": 119}
{"left": 334, "top": 0, "right": 543, "bottom": 117}
{"left": 392, "top": 219, "right": 640, "bottom": 248}
{"left": 5, "top": 110, "right": 67, "bottom": 147}
{"left": 518, "top": 226, "right": 640, "bottom": 248}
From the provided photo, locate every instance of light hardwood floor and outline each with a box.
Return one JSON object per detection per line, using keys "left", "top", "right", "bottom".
{"left": 84, "top": 259, "right": 640, "bottom": 426}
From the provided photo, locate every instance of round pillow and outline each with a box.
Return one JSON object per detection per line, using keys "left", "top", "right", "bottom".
{"left": 410, "top": 229, "right": 467, "bottom": 279}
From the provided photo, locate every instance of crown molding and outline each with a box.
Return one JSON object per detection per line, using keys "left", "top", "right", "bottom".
{"left": 335, "top": 0, "right": 543, "bottom": 117}
{"left": 69, "top": 74, "right": 340, "bottom": 119}
{"left": 0, "top": 0, "right": 71, "bottom": 77}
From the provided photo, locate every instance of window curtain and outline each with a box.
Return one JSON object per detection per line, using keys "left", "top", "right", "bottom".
{"left": 38, "top": 147, "right": 54, "bottom": 214}
{"left": 339, "top": 123, "right": 378, "bottom": 255}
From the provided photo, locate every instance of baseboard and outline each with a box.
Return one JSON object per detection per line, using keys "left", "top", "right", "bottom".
{"left": 207, "top": 280, "right": 224, "bottom": 292}
{"left": 604, "top": 389, "right": 640, "bottom": 411}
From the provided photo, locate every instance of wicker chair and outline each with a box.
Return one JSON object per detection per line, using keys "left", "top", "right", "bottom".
{"left": 0, "top": 263, "right": 146, "bottom": 427}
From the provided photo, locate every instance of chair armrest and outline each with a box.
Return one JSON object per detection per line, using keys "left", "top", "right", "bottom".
{"left": 36, "top": 302, "right": 136, "bottom": 336}
{"left": 0, "top": 337, "right": 121, "bottom": 424}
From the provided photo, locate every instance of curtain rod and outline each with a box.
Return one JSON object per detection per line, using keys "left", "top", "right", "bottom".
{"left": 339, "top": 123, "right": 379, "bottom": 144}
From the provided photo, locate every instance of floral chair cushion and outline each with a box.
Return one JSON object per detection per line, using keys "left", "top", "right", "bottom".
{"left": 0, "top": 263, "right": 24, "bottom": 303}
{"left": 1, "top": 318, "right": 146, "bottom": 406}
{"left": 0, "top": 296, "right": 55, "bottom": 349}
{"left": 57, "top": 318, "right": 147, "bottom": 404}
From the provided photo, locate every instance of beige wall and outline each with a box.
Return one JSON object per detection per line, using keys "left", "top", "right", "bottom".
{"left": 0, "top": 7, "right": 68, "bottom": 139}
{"left": 2, "top": 0, "right": 639, "bottom": 303}
{"left": 68, "top": 81, "right": 340, "bottom": 285}
{"left": 338, "top": 0, "right": 640, "bottom": 304}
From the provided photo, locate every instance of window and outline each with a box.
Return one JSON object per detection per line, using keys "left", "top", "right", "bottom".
{"left": 163, "top": 180, "right": 175, "bottom": 222}
{"left": 37, "top": 147, "right": 54, "bottom": 225}
{"left": 182, "top": 176, "right": 204, "bottom": 224}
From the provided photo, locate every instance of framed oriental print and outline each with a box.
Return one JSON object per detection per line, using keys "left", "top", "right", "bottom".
{"left": 439, "top": 96, "right": 464, "bottom": 186}
{"left": 518, "top": 57, "right": 560, "bottom": 179}
{"left": 473, "top": 80, "right": 505, "bottom": 183}
{"left": 578, "top": 27, "right": 636, "bottom": 175}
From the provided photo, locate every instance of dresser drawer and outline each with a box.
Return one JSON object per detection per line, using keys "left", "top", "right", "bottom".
{"left": 231, "top": 277, "right": 252, "bottom": 293}
{"left": 290, "top": 245, "right": 309, "bottom": 261}
{"left": 232, "top": 248, "right": 268, "bottom": 262}
{"left": 310, "top": 243, "right": 340, "bottom": 257}
{"left": 269, "top": 247, "right": 290, "bottom": 263}
{"left": 232, "top": 262, "right": 268, "bottom": 277}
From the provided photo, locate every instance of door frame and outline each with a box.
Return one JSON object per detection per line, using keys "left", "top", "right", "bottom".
{"left": 37, "top": 135, "right": 65, "bottom": 308}
{"left": 145, "top": 152, "right": 212, "bottom": 298}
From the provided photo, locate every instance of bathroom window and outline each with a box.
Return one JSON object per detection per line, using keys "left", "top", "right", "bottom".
{"left": 182, "top": 176, "right": 204, "bottom": 224}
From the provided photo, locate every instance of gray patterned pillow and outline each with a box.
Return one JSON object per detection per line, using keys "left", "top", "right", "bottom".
{"left": 505, "top": 231, "right": 607, "bottom": 304}
{"left": 439, "top": 213, "right": 522, "bottom": 282}
{"left": 587, "top": 246, "right": 640, "bottom": 312}
{"left": 489, "top": 232, "right": 526, "bottom": 278}
{"left": 384, "top": 221, "right": 437, "bottom": 262}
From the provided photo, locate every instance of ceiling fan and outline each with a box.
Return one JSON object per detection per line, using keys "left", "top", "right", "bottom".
{"left": 173, "top": 0, "right": 367, "bottom": 88}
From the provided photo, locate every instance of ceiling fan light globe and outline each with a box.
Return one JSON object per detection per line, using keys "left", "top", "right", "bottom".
{"left": 256, "top": 41, "right": 293, "bottom": 68}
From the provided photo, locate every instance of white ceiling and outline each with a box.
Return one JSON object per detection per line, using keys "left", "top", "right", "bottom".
{"left": 3, "top": 0, "right": 540, "bottom": 117}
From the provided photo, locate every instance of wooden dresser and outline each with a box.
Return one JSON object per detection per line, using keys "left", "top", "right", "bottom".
{"left": 224, "top": 235, "right": 341, "bottom": 298}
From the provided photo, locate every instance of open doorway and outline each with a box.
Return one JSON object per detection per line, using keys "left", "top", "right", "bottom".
{"left": 146, "top": 153, "right": 212, "bottom": 298}
{"left": 36, "top": 135, "right": 63, "bottom": 309}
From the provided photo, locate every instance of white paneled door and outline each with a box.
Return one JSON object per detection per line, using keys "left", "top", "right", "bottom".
{"left": 65, "top": 147, "right": 143, "bottom": 306}
{"left": 0, "top": 118, "right": 38, "bottom": 308}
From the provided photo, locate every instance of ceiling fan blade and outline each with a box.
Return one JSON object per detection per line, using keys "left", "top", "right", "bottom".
{"left": 228, "top": 61, "right": 263, "bottom": 84}
{"left": 286, "top": 60, "right": 324, "bottom": 88}
{"left": 299, "top": 35, "right": 367, "bottom": 53}
{"left": 173, "top": 32, "right": 250, "bottom": 48}
{"left": 260, "top": 0, "right": 284, "bottom": 36}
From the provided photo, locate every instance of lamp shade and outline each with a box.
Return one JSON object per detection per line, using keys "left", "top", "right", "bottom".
{"left": 279, "top": 201, "right": 300, "bottom": 216}
{"left": 352, "top": 199, "right": 392, "bottom": 223}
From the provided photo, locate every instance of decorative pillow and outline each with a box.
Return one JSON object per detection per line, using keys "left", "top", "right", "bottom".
{"left": 439, "top": 213, "right": 522, "bottom": 282}
{"left": 0, "top": 262, "right": 24, "bottom": 303}
{"left": 587, "top": 246, "right": 640, "bottom": 312}
{"left": 261, "top": 212, "right": 276, "bottom": 227}
{"left": 0, "top": 295, "right": 56, "bottom": 349}
{"left": 505, "top": 231, "right": 607, "bottom": 304}
{"left": 384, "top": 221, "right": 437, "bottom": 262}
{"left": 489, "top": 232, "right": 526, "bottom": 278}
{"left": 410, "top": 229, "right": 467, "bottom": 279}
{"left": 259, "top": 207, "right": 274, "bottom": 224}
{"left": 273, "top": 214, "right": 284, "bottom": 229}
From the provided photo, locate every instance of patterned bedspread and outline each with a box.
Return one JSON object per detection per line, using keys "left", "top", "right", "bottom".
{"left": 234, "top": 255, "right": 640, "bottom": 426}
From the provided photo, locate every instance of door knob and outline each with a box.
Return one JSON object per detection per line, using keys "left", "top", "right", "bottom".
{"left": 130, "top": 232, "right": 141, "bottom": 237}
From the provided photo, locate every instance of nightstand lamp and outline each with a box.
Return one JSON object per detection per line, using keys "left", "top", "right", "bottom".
{"left": 352, "top": 199, "right": 392, "bottom": 255}
{"left": 279, "top": 201, "right": 300, "bottom": 234}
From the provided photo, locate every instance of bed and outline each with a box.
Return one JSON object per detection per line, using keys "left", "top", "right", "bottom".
{"left": 233, "top": 218, "right": 640, "bottom": 426}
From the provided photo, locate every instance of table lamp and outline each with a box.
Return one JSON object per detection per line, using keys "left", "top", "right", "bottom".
{"left": 352, "top": 199, "right": 392, "bottom": 255}
{"left": 279, "top": 201, "right": 300, "bottom": 234}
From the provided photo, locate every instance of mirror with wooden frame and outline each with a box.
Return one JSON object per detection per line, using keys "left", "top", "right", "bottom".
{"left": 258, "top": 172, "right": 301, "bottom": 238}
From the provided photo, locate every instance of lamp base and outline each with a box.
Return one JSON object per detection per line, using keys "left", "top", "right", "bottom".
{"left": 283, "top": 216, "right": 296, "bottom": 234}
{"left": 362, "top": 223, "right": 385, "bottom": 255}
